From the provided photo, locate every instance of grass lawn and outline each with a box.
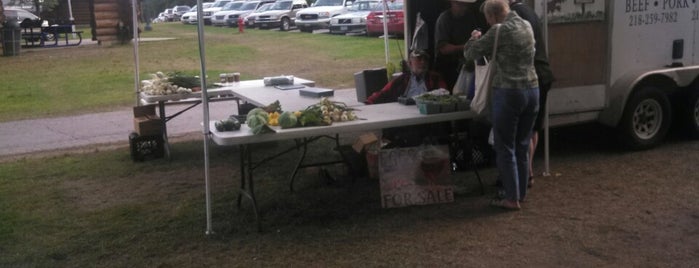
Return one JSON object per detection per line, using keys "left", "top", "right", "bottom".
{"left": 0, "top": 23, "right": 406, "bottom": 122}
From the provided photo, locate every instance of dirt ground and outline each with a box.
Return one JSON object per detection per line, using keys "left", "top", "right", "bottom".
{"left": 164, "top": 123, "right": 699, "bottom": 266}
{"left": 7, "top": 123, "right": 698, "bottom": 267}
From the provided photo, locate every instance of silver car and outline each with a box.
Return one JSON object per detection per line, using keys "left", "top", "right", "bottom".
{"left": 329, "top": 0, "right": 380, "bottom": 35}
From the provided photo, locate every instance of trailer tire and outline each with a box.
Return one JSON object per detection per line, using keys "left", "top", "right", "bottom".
{"left": 617, "top": 86, "right": 671, "bottom": 150}
{"left": 681, "top": 86, "right": 699, "bottom": 139}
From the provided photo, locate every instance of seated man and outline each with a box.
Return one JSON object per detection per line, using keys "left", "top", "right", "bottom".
{"left": 365, "top": 50, "right": 449, "bottom": 147}
{"left": 365, "top": 50, "right": 447, "bottom": 104}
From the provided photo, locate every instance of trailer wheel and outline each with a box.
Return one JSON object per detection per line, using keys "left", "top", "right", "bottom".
{"left": 617, "top": 86, "right": 671, "bottom": 149}
{"left": 681, "top": 87, "right": 699, "bottom": 139}
{"left": 280, "top": 17, "right": 291, "bottom": 31}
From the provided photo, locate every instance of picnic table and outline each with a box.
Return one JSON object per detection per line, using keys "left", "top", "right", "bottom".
{"left": 20, "top": 20, "right": 83, "bottom": 47}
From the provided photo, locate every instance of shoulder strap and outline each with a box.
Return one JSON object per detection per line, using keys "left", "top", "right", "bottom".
{"left": 491, "top": 24, "right": 501, "bottom": 60}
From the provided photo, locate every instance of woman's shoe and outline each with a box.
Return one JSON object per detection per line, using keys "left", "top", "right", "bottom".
{"left": 490, "top": 198, "right": 520, "bottom": 210}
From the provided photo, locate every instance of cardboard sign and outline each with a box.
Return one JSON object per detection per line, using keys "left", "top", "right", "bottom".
{"left": 378, "top": 145, "right": 454, "bottom": 208}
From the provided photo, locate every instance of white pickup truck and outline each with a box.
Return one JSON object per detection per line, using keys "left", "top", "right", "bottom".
{"left": 295, "top": 0, "right": 354, "bottom": 33}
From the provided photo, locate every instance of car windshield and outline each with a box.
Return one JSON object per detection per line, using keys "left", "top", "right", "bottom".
{"left": 270, "top": 1, "right": 291, "bottom": 10}
{"left": 240, "top": 2, "right": 260, "bottom": 11}
{"left": 255, "top": 3, "right": 273, "bottom": 12}
{"left": 349, "top": 1, "right": 379, "bottom": 12}
{"left": 222, "top": 2, "right": 243, "bottom": 11}
{"left": 385, "top": 0, "right": 403, "bottom": 10}
{"left": 314, "top": 0, "right": 344, "bottom": 7}
{"left": 213, "top": 1, "right": 231, "bottom": 8}
{"left": 189, "top": 6, "right": 198, "bottom": 11}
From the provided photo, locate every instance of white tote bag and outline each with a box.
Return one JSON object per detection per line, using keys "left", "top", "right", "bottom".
{"left": 471, "top": 25, "right": 501, "bottom": 118}
{"left": 452, "top": 65, "right": 472, "bottom": 96}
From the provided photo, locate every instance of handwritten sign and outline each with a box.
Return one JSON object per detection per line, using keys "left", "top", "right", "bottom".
{"left": 378, "top": 146, "right": 454, "bottom": 208}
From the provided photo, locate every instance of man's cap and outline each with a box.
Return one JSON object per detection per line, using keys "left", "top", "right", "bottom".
{"left": 410, "top": 49, "right": 429, "bottom": 59}
{"left": 450, "top": 0, "right": 478, "bottom": 3}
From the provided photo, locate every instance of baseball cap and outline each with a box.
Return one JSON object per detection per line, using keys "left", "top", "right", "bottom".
{"left": 410, "top": 49, "right": 429, "bottom": 59}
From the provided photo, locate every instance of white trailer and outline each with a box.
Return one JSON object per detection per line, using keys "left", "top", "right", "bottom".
{"left": 403, "top": 0, "right": 699, "bottom": 149}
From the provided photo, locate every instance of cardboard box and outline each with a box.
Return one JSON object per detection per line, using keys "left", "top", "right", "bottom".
{"left": 352, "top": 132, "right": 379, "bottom": 153}
{"left": 133, "top": 104, "right": 157, "bottom": 118}
{"left": 133, "top": 105, "right": 162, "bottom": 136}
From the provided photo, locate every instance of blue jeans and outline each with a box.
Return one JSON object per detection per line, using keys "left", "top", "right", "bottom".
{"left": 492, "top": 87, "right": 539, "bottom": 201}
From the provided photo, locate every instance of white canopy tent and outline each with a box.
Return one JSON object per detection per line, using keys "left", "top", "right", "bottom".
{"left": 131, "top": 0, "right": 549, "bottom": 235}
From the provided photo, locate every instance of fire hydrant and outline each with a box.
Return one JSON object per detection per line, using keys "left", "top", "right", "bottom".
{"left": 237, "top": 17, "right": 244, "bottom": 33}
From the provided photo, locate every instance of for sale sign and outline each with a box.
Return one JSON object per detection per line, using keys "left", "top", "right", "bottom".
{"left": 378, "top": 145, "right": 454, "bottom": 208}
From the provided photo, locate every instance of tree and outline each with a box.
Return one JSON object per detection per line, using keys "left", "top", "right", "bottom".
{"left": 1, "top": 0, "right": 5, "bottom": 25}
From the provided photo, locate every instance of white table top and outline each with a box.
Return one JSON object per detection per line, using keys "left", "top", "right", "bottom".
{"left": 210, "top": 102, "right": 474, "bottom": 146}
{"left": 231, "top": 86, "right": 365, "bottom": 112}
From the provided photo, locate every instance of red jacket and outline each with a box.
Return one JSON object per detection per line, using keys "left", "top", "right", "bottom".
{"left": 365, "top": 71, "right": 447, "bottom": 104}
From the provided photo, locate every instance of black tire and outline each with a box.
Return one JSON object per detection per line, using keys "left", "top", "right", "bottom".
{"left": 280, "top": 17, "right": 290, "bottom": 31}
{"left": 617, "top": 85, "right": 672, "bottom": 150}
{"left": 681, "top": 86, "right": 699, "bottom": 139}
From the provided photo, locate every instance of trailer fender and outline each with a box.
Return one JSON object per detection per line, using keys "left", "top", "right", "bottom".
{"left": 599, "top": 66, "right": 699, "bottom": 127}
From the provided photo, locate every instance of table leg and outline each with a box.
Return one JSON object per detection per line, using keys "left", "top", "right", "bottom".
{"left": 289, "top": 138, "right": 309, "bottom": 193}
{"left": 236, "top": 144, "right": 261, "bottom": 232}
{"left": 158, "top": 101, "right": 171, "bottom": 160}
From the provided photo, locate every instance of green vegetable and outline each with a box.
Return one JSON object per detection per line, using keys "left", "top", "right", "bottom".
{"left": 215, "top": 117, "right": 241, "bottom": 131}
{"left": 246, "top": 108, "right": 269, "bottom": 129}
{"left": 279, "top": 111, "right": 298, "bottom": 129}
{"left": 251, "top": 124, "right": 276, "bottom": 135}
{"left": 263, "top": 100, "right": 283, "bottom": 114}
{"left": 167, "top": 72, "right": 201, "bottom": 89}
{"left": 246, "top": 114, "right": 267, "bottom": 129}
{"left": 299, "top": 109, "right": 322, "bottom": 126}
{"left": 247, "top": 108, "right": 269, "bottom": 121}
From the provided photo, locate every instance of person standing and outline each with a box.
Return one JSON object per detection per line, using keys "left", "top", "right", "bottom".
{"left": 434, "top": 0, "right": 487, "bottom": 91}
{"left": 509, "top": 0, "right": 554, "bottom": 188}
{"left": 464, "top": 0, "right": 539, "bottom": 210}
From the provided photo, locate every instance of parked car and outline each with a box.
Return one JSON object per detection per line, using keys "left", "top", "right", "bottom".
{"left": 202, "top": 0, "right": 233, "bottom": 25}
{"left": 218, "top": 0, "right": 277, "bottom": 27}
{"left": 171, "top": 5, "right": 191, "bottom": 21}
{"left": 181, "top": 3, "right": 214, "bottom": 24}
{"left": 163, "top": 8, "right": 174, "bottom": 21}
{"left": 211, "top": 1, "right": 245, "bottom": 26}
{"left": 366, "top": 0, "right": 404, "bottom": 37}
{"left": 244, "top": 2, "right": 274, "bottom": 28}
{"left": 295, "top": 0, "right": 353, "bottom": 33}
{"left": 328, "top": 0, "right": 380, "bottom": 35}
{"left": 254, "top": 0, "right": 308, "bottom": 31}
{"left": 3, "top": 7, "right": 41, "bottom": 24}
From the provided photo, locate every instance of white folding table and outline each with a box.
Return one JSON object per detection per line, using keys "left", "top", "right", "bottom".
{"left": 210, "top": 102, "right": 476, "bottom": 231}
{"left": 138, "top": 77, "right": 316, "bottom": 159}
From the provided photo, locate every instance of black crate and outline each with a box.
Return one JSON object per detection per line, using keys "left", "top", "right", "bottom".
{"left": 129, "top": 132, "right": 164, "bottom": 162}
